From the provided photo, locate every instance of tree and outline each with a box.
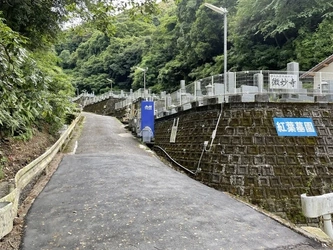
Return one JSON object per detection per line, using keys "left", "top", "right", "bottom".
{"left": 55, "top": 0, "right": 333, "bottom": 95}
{"left": 294, "top": 18, "right": 333, "bottom": 70}
{"left": 0, "top": 1, "right": 57, "bottom": 48}
{"left": 131, "top": 2, "right": 179, "bottom": 91}
{"left": 230, "top": 0, "right": 333, "bottom": 70}
{"left": 0, "top": 0, "right": 162, "bottom": 50}
{"left": 56, "top": 9, "right": 161, "bottom": 94}
{"left": 0, "top": 18, "right": 73, "bottom": 139}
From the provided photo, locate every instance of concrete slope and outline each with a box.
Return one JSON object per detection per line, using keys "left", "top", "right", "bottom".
{"left": 21, "top": 112, "right": 326, "bottom": 250}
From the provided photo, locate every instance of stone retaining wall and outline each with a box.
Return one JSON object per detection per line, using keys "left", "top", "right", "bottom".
{"left": 83, "top": 97, "right": 122, "bottom": 116}
{"left": 154, "top": 102, "right": 333, "bottom": 223}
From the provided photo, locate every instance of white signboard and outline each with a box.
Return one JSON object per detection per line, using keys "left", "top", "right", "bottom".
{"left": 269, "top": 74, "right": 298, "bottom": 89}
{"left": 170, "top": 118, "right": 179, "bottom": 143}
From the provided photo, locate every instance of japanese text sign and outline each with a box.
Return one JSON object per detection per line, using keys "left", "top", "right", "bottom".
{"left": 269, "top": 74, "right": 298, "bottom": 89}
{"left": 273, "top": 118, "right": 317, "bottom": 136}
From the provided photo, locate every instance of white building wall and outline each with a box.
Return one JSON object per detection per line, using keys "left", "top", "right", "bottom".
{"left": 314, "top": 64, "right": 333, "bottom": 90}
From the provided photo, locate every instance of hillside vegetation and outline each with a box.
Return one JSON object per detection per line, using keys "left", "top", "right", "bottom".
{"left": 0, "top": 0, "right": 163, "bottom": 185}
{"left": 56, "top": 0, "right": 333, "bottom": 95}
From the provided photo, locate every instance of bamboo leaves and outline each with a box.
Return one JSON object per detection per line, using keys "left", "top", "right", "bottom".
{"left": 0, "top": 19, "right": 74, "bottom": 139}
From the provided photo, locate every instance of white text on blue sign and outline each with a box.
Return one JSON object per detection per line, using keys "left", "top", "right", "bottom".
{"left": 273, "top": 118, "right": 317, "bottom": 136}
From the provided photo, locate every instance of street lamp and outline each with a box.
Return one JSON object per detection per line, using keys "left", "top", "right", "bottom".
{"left": 136, "top": 66, "right": 148, "bottom": 93}
{"left": 107, "top": 79, "right": 113, "bottom": 95}
{"left": 204, "top": 3, "right": 228, "bottom": 102}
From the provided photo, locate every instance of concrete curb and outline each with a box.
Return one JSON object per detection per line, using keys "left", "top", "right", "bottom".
{"left": 225, "top": 192, "right": 333, "bottom": 248}
{"left": 0, "top": 114, "right": 83, "bottom": 239}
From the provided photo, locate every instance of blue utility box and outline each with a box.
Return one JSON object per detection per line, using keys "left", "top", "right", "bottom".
{"left": 141, "top": 101, "right": 154, "bottom": 142}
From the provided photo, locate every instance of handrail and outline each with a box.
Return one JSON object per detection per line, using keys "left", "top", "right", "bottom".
{"left": 0, "top": 114, "right": 83, "bottom": 239}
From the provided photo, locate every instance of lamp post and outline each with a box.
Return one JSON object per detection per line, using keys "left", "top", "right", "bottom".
{"left": 136, "top": 66, "right": 148, "bottom": 93}
{"left": 107, "top": 79, "right": 113, "bottom": 95}
{"left": 204, "top": 3, "right": 228, "bottom": 102}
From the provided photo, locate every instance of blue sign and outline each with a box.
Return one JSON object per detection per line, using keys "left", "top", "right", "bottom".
{"left": 141, "top": 101, "right": 154, "bottom": 136}
{"left": 273, "top": 118, "right": 317, "bottom": 136}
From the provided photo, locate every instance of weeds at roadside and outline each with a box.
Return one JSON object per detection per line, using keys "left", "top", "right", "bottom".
{"left": 0, "top": 156, "right": 7, "bottom": 180}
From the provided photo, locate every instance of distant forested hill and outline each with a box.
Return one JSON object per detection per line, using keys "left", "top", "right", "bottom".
{"left": 56, "top": 0, "right": 333, "bottom": 95}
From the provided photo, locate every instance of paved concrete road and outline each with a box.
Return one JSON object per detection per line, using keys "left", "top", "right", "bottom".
{"left": 21, "top": 112, "right": 327, "bottom": 250}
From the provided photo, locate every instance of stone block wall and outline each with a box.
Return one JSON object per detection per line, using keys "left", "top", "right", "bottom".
{"left": 154, "top": 102, "right": 333, "bottom": 224}
{"left": 83, "top": 97, "right": 122, "bottom": 116}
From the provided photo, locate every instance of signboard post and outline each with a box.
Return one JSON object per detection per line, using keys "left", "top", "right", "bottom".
{"left": 141, "top": 101, "right": 154, "bottom": 142}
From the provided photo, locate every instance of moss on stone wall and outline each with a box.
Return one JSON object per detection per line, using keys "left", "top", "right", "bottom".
{"left": 154, "top": 102, "right": 333, "bottom": 225}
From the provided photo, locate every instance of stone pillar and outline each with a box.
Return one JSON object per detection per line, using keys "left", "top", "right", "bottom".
{"left": 180, "top": 80, "right": 186, "bottom": 94}
{"left": 130, "top": 89, "right": 133, "bottom": 100}
{"left": 287, "top": 62, "right": 300, "bottom": 89}
{"left": 206, "top": 84, "right": 213, "bottom": 96}
{"left": 226, "top": 72, "right": 236, "bottom": 103}
{"left": 254, "top": 73, "right": 264, "bottom": 93}
{"left": 166, "top": 94, "right": 172, "bottom": 109}
{"left": 195, "top": 81, "right": 202, "bottom": 98}
{"left": 227, "top": 72, "right": 236, "bottom": 94}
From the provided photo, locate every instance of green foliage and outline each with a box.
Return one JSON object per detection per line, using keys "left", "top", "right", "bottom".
{"left": 0, "top": 0, "right": 171, "bottom": 141}
{"left": 55, "top": 0, "right": 333, "bottom": 95}
{"left": 0, "top": 156, "right": 6, "bottom": 180}
{"left": 0, "top": 0, "right": 65, "bottom": 49}
{"left": 294, "top": 18, "right": 333, "bottom": 70}
{"left": 0, "top": 18, "right": 74, "bottom": 139}
{"left": 133, "top": 6, "right": 180, "bottom": 91}
{"left": 230, "top": 0, "right": 333, "bottom": 70}
{"left": 32, "top": 50, "right": 75, "bottom": 133}
{"left": 57, "top": 13, "right": 155, "bottom": 94}
{"left": 0, "top": 0, "right": 163, "bottom": 50}
{"left": 64, "top": 0, "right": 162, "bottom": 36}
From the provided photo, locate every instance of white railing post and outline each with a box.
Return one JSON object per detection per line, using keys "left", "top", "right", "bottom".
{"left": 301, "top": 193, "right": 333, "bottom": 239}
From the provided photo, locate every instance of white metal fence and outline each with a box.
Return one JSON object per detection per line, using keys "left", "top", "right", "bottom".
{"left": 79, "top": 70, "right": 333, "bottom": 119}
